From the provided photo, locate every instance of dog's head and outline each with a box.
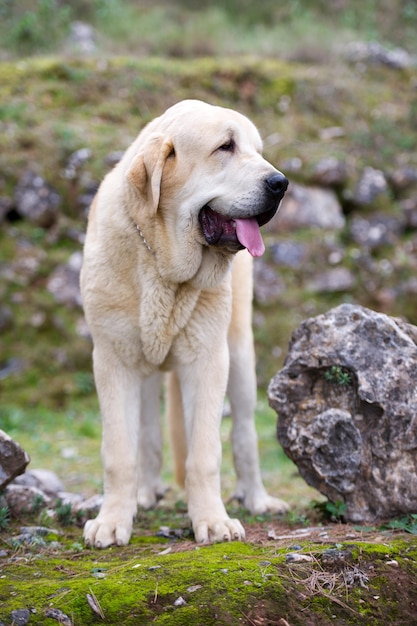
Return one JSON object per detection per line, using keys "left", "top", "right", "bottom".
{"left": 126, "top": 100, "right": 288, "bottom": 261}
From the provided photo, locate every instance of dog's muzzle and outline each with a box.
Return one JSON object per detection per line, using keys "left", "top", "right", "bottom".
{"left": 198, "top": 172, "right": 288, "bottom": 257}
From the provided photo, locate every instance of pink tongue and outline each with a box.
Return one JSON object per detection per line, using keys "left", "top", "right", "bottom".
{"left": 235, "top": 218, "right": 265, "bottom": 257}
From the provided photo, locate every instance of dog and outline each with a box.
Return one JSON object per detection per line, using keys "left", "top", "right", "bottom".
{"left": 81, "top": 99, "right": 289, "bottom": 547}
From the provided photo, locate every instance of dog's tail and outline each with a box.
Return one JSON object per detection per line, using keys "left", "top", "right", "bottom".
{"left": 167, "top": 371, "right": 187, "bottom": 488}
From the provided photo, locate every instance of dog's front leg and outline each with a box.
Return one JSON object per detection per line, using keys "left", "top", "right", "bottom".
{"left": 178, "top": 347, "right": 245, "bottom": 543}
{"left": 84, "top": 347, "right": 141, "bottom": 548}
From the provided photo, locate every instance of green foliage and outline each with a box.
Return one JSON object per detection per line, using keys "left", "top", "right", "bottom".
{"left": 284, "top": 510, "right": 311, "bottom": 527}
{"left": 54, "top": 499, "right": 86, "bottom": 527}
{"left": 383, "top": 514, "right": 417, "bottom": 535}
{"left": 0, "top": 504, "right": 10, "bottom": 530}
{"left": 314, "top": 499, "right": 347, "bottom": 521}
{"left": 30, "top": 494, "right": 46, "bottom": 515}
{"left": 54, "top": 499, "right": 74, "bottom": 526}
{"left": 1, "top": 0, "right": 72, "bottom": 55}
{"left": 325, "top": 365, "right": 352, "bottom": 387}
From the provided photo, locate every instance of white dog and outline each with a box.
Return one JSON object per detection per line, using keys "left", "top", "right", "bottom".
{"left": 81, "top": 100, "right": 288, "bottom": 547}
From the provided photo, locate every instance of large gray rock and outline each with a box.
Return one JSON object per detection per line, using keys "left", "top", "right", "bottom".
{"left": 0, "top": 430, "right": 30, "bottom": 489}
{"left": 268, "top": 304, "right": 417, "bottom": 523}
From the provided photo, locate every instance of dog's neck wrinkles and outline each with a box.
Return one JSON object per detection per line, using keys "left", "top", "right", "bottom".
{"left": 135, "top": 221, "right": 232, "bottom": 290}
{"left": 136, "top": 224, "right": 154, "bottom": 255}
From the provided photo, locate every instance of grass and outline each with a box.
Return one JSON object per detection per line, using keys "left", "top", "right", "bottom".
{"left": 1, "top": 0, "right": 417, "bottom": 60}
{"left": 0, "top": 395, "right": 319, "bottom": 508}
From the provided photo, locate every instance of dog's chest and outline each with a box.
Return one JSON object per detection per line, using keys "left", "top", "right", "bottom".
{"left": 139, "top": 277, "right": 201, "bottom": 367}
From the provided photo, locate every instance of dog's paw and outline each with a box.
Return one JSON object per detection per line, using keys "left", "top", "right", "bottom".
{"left": 242, "top": 492, "right": 290, "bottom": 516}
{"left": 193, "top": 517, "right": 246, "bottom": 544}
{"left": 84, "top": 514, "right": 133, "bottom": 548}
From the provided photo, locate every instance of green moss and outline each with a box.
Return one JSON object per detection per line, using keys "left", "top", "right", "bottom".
{"left": 2, "top": 536, "right": 417, "bottom": 624}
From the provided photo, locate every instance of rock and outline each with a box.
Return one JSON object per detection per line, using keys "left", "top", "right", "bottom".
{"left": 67, "top": 21, "right": 96, "bottom": 54}
{"left": 311, "top": 157, "right": 349, "bottom": 187}
{"left": 74, "top": 494, "right": 103, "bottom": 513}
{"left": 105, "top": 150, "right": 124, "bottom": 168}
{"left": 0, "top": 358, "right": 26, "bottom": 381}
{"left": 269, "top": 183, "right": 345, "bottom": 232}
{"left": 10, "top": 609, "right": 31, "bottom": 626}
{"left": 390, "top": 167, "right": 417, "bottom": 195}
{"left": 306, "top": 267, "right": 355, "bottom": 293}
{"left": 253, "top": 260, "right": 285, "bottom": 304}
{"left": 0, "top": 430, "right": 30, "bottom": 490}
{"left": 45, "top": 608, "right": 73, "bottom": 626}
{"left": 0, "top": 306, "right": 13, "bottom": 332}
{"left": 47, "top": 251, "right": 83, "bottom": 307}
{"left": 401, "top": 197, "right": 417, "bottom": 229}
{"left": 5, "top": 485, "right": 51, "bottom": 515}
{"left": 346, "top": 41, "right": 414, "bottom": 69}
{"left": 63, "top": 148, "right": 92, "bottom": 180}
{"left": 12, "top": 469, "right": 64, "bottom": 496}
{"left": 350, "top": 214, "right": 403, "bottom": 249}
{"left": 354, "top": 167, "right": 389, "bottom": 206}
{"left": 77, "top": 181, "right": 99, "bottom": 216}
{"left": 14, "top": 170, "right": 61, "bottom": 228}
{"left": 268, "top": 303, "right": 417, "bottom": 523}
{"left": 270, "top": 240, "right": 308, "bottom": 269}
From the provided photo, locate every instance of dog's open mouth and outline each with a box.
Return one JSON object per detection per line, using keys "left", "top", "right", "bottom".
{"left": 198, "top": 205, "right": 278, "bottom": 257}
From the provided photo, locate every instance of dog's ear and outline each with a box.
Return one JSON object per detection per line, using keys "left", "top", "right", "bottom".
{"left": 126, "top": 133, "right": 174, "bottom": 214}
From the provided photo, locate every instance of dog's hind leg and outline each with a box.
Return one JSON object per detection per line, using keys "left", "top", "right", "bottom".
{"left": 167, "top": 371, "right": 187, "bottom": 489}
{"left": 228, "top": 252, "right": 289, "bottom": 515}
{"left": 137, "top": 371, "right": 166, "bottom": 509}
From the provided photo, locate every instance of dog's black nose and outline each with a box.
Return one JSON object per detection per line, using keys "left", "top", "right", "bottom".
{"left": 265, "top": 172, "right": 289, "bottom": 195}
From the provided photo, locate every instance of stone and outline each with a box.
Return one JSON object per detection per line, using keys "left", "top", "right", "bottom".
{"left": 270, "top": 240, "right": 308, "bottom": 269}
{"left": 12, "top": 468, "right": 64, "bottom": 496}
{"left": 346, "top": 41, "right": 414, "bottom": 69}
{"left": 45, "top": 608, "right": 73, "bottom": 626}
{"left": 67, "top": 21, "right": 96, "bottom": 54}
{"left": 354, "top": 167, "right": 389, "bottom": 206}
{"left": 349, "top": 214, "right": 403, "bottom": 249}
{"left": 10, "top": 610, "right": 30, "bottom": 626}
{"left": 47, "top": 251, "right": 83, "bottom": 307}
{"left": 268, "top": 303, "right": 417, "bottom": 523}
{"left": 306, "top": 267, "right": 355, "bottom": 293}
{"left": 0, "top": 306, "right": 13, "bottom": 333}
{"left": 269, "top": 183, "right": 345, "bottom": 232}
{"left": 401, "top": 197, "right": 417, "bottom": 229}
{"left": 390, "top": 167, "right": 417, "bottom": 194}
{"left": 14, "top": 170, "right": 61, "bottom": 228}
{"left": 63, "top": 148, "right": 92, "bottom": 180}
{"left": 0, "top": 358, "right": 26, "bottom": 381}
{"left": 5, "top": 485, "right": 51, "bottom": 515}
{"left": 253, "top": 259, "right": 285, "bottom": 304}
{"left": 0, "top": 430, "right": 30, "bottom": 490}
{"left": 311, "top": 158, "right": 349, "bottom": 187}
{"left": 74, "top": 494, "right": 103, "bottom": 513}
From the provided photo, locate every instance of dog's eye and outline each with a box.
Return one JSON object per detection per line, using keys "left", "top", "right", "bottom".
{"left": 218, "top": 140, "right": 235, "bottom": 153}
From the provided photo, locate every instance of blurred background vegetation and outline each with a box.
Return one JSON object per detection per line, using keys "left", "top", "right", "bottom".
{"left": 1, "top": 0, "right": 417, "bottom": 59}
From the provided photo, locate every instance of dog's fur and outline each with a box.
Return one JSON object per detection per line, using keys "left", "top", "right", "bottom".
{"left": 81, "top": 100, "right": 288, "bottom": 546}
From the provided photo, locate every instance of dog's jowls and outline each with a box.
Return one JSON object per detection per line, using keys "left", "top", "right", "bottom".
{"left": 81, "top": 99, "right": 289, "bottom": 547}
